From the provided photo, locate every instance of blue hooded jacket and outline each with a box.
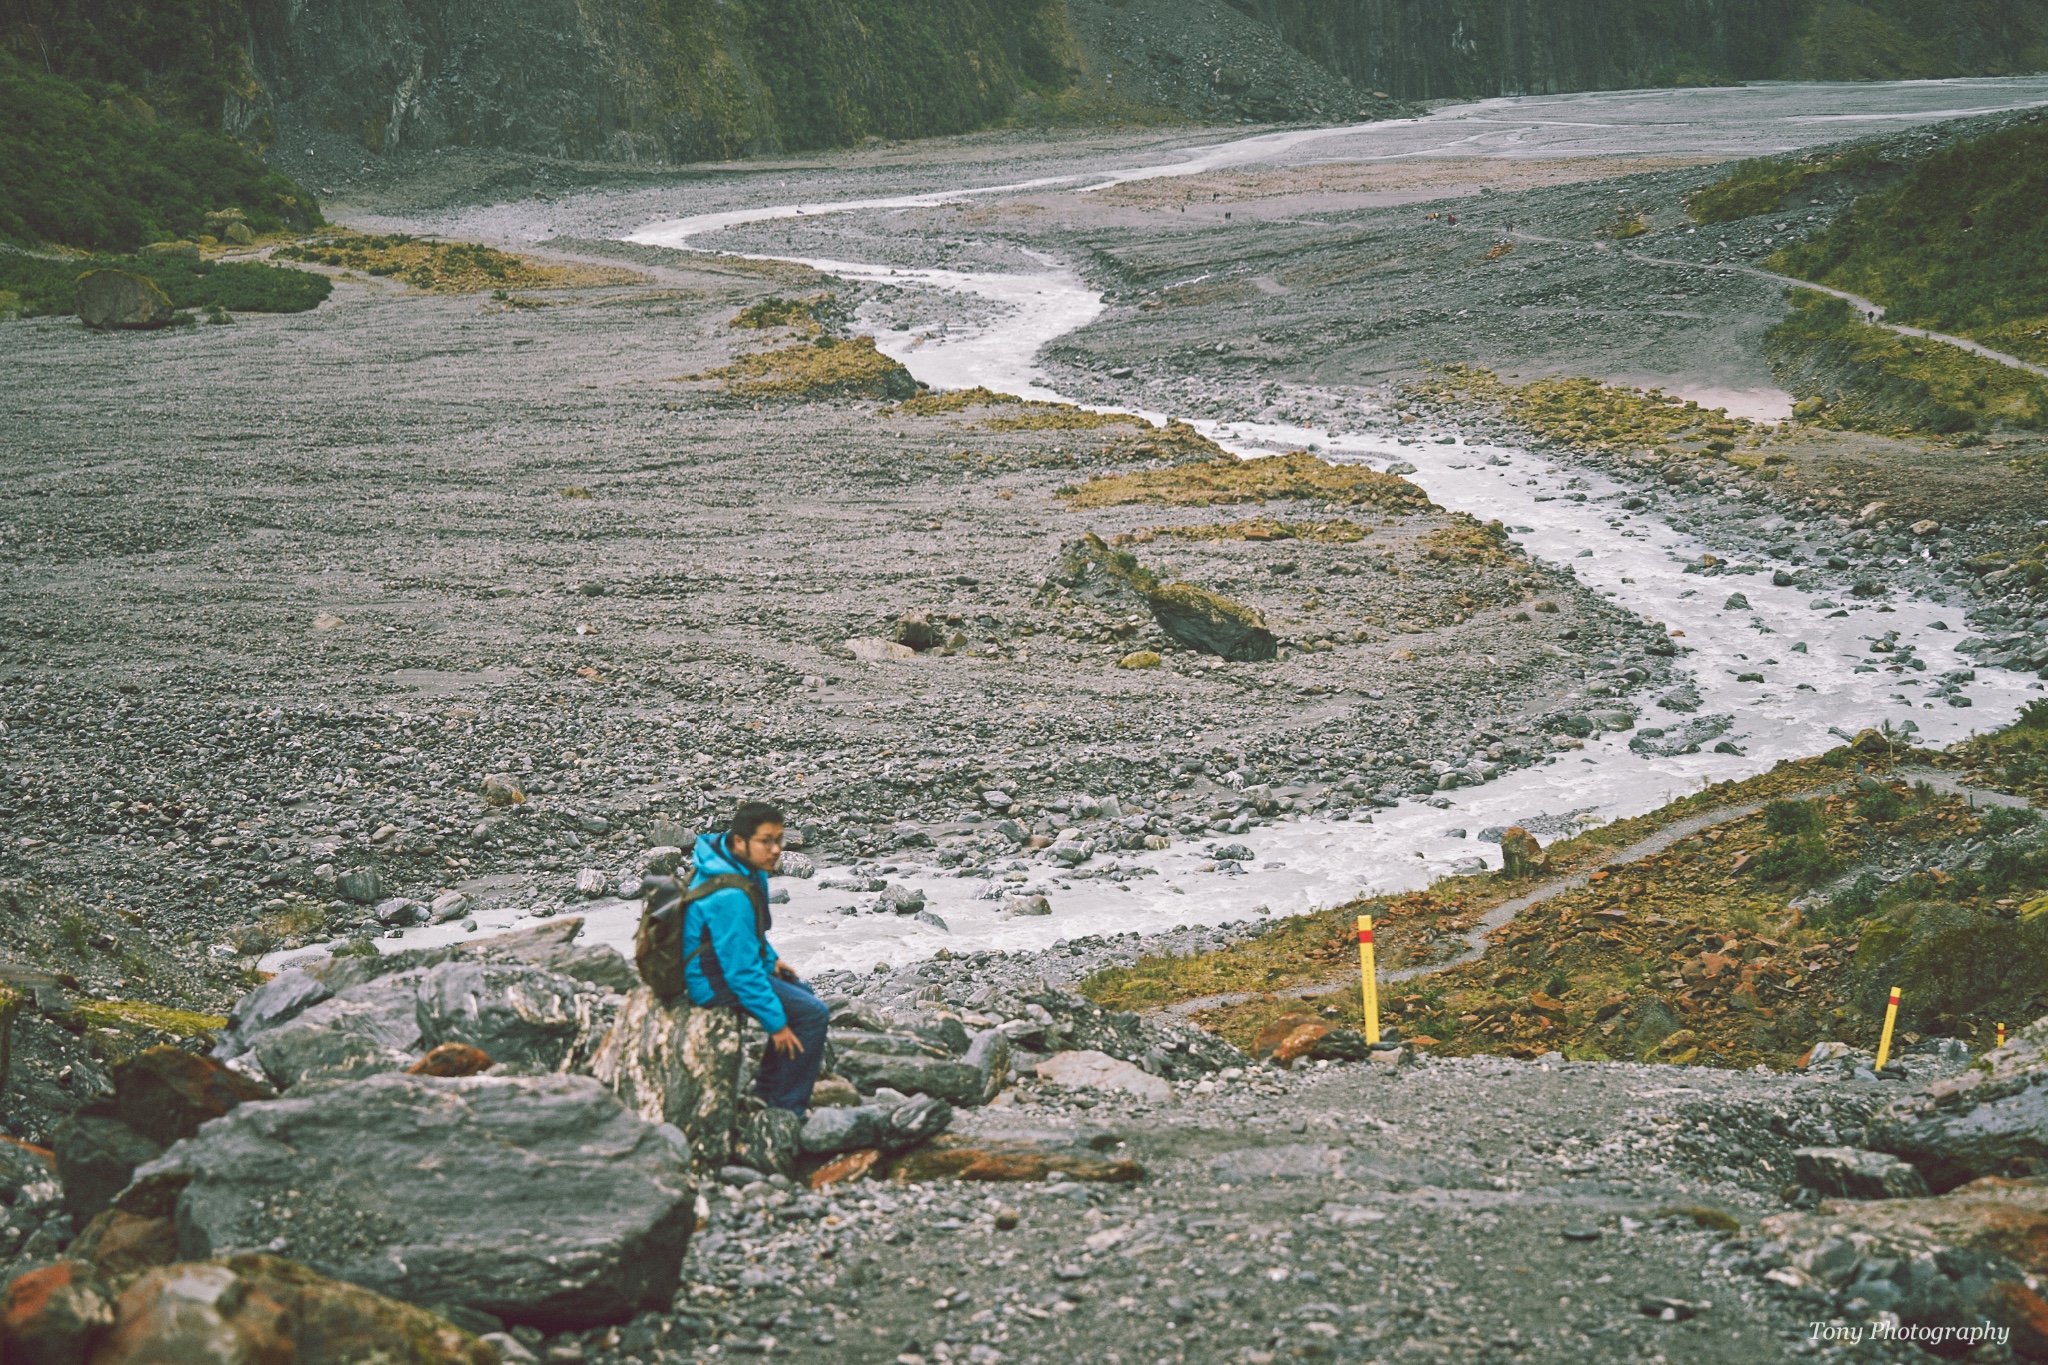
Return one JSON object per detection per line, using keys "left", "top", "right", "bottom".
{"left": 681, "top": 831, "right": 785, "bottom": 1032}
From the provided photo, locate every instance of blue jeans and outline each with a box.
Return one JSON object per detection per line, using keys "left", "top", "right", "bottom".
{"left": 751, "top": 977, "right": 829, "bottom": 1115}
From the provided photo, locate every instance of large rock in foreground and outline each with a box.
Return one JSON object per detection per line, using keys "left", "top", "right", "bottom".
{"left": 132, "top": 1073, "right": 696, "bottom": 1329}
{"left": 1869, "top": 1015, "right": 2048, "bottom": 1192}
{"left": 74, "top": 270, "right": 175, "bottom": 329}
{"left": 1, "top": 1254, "right": 493, "bottom": 1365}
{"left": 588, "top": 986, "right": 742, "bottom": 1170}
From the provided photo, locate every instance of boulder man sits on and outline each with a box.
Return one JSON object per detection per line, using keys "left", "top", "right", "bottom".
{"left": 684, "top": 801, "right": 828, "bottom": 1113}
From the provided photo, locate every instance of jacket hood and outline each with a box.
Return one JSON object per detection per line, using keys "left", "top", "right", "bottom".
{"left": 692, "top": 830, "right": 750, "bottom": 880}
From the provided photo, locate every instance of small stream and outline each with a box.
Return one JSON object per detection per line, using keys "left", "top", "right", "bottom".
{"left": 370, "top": 79, "right": 2048, "bottom": 975}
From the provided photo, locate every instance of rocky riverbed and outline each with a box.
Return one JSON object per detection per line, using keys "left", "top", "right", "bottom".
{"left": 9, "top": 77, "right": 2048, "bottom": 1365}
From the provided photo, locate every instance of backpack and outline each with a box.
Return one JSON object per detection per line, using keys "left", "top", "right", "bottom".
{"left": 633, "top": 872, "right": 770, "bottom": 1002}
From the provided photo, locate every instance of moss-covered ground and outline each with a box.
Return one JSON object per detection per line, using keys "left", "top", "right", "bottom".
{"left": 273, "top": 232, "right": 642, "bottom": 293}
{"left": 694, "top": 333, "right": 917, "bottom": 399}
{"left": 1084, "top": 736, "right": 2048, "bottom": 1069}
{"left": 1771, "top": 124, "right": 2048, "bottom": 366}
{"left": 1059, "top": 451, "right": 1435, "bottom": 512}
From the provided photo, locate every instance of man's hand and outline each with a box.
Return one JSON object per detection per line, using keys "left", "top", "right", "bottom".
{"left": 769, "top": 1026, "right": 805, "bottom": 1058}
{"left": 774, "top": 960, "right": 800, "bottom": 982}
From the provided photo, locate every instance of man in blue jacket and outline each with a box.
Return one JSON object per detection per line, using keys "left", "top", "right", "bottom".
{"left": 683, "top": 802, "right": 828, "bottom": 1113}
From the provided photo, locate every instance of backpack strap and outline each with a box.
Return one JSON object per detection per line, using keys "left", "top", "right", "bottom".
{"left": 676, "top": 873, "right": 770, "bottom": 973}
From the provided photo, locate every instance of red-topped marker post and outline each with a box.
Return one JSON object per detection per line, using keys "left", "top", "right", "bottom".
{"left": 1358, "top": 914, "right": 1380, "bottom": 1045}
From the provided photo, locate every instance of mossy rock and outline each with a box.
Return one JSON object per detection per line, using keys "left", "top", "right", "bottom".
{"left": 62, "top": 998, "right": 228, "bottom": 1064}
{"left": 1852, "top": 903, "right": 2048, "bottom": 1029}
{"left": 1145, "top": 583, "right": 1276, "bottom": 662}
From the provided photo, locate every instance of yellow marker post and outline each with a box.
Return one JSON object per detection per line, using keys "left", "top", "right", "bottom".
{"left": 1998, "top": 1022, "right": 2007, "bottom": 1049}
{"left": 1874, "top": 985, "right": 1902, "bottom": 1072}
{"left": 1358, "top": 915, "right": 1381, "bottom": 1045}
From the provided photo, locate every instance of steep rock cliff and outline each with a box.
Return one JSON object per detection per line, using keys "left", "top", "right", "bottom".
{"left": 1240, "top": 0, "right": 2048, "bottom": 100}
{"left": 233, "top": 0, "right": 1076, "bottom": 162}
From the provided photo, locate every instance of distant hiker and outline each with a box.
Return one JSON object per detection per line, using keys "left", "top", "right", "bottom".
{"left": 684, "top": 801, "right": 828, "bottom": 1113}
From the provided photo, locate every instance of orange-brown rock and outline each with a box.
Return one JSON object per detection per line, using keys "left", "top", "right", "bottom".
{"left": 806, "top": 1148, "right": 880, "bottom": 1189}
{"left": 2, "top": 1262, "right": 115, "bottom": 1365}
{"left": 67, "top": 1211, "right": 179, "bottom": 1279}
{"left": 87, "top": 1256, "right": 494, "bottom": 1365}
{"left": 109, "top": 1046, "right": 273, "bottom": 1147}
{"left": 1271, "top": 1023, "right": 1331, "bottom": 1066}
{"left": 1985, "top": 1279, "right": 2048, "bottom": 1361}
{"left": 406, "top": 1044, "right": 495, "bottom": 1078}
{"left": 1251, "top": 1012, "right": 1316, "bottom": 1060}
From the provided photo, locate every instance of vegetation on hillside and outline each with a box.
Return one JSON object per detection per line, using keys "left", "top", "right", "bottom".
{"left": 2, "top": 0, "right": 254, "bottom": 130}
{"left": 0, "top": 249, "right": 331, "bottom": 317}
{"left": 1687, "top": 145, "right": 1892, "bottom": 225}
{"left": 1765, "top": 290, "right": 2048, "bottom": 435}
{"left": 1087, "top": 735, "right": 2048, "bottom": 1070}
{"left": 0, "top": 50, "right": 317, "bottom": 251}
{"left": 1772, "top": 124, "right": 2048, "bottom": 365}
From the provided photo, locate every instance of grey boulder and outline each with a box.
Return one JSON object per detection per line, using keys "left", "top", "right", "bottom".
{"left": 834, "top": 1050, "right": 986, "bottom": 1106}
{"left": 799, "top": 1105, "right": 886, "bottom": 1155}
{"left": 135, "top": 1071, "right": 696, "bottom": 1329}
{"left": 1867, "top": 1014, "right": 2048, "bottom": 1192}
{"left": 732, "top": 1105, "right": 803, "bottom": 1176}
{"left": 1792, "top": 1146, "right": 1930, "bottom": 1200}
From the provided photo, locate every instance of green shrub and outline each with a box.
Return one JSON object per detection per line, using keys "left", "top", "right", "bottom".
{"left": 1763, "top": 798, "right": 1824, "bottom": 837}
{"left": 1854, "top": 785, "right": 1905, "bottom": 823}
{"left": 0, "top": 250, "right": 330, "bottom": 316}
{"left": 1853, "top": 902, "right": 2048, "bottom": 1029}
{"left": 1979, "top": 804, "right": 2041, "bottom": 837}
{"left": 0, "top": 50, "right": 319, "bottom": 251}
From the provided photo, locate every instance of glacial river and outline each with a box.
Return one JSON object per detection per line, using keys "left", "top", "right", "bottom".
{"left": 370, "top": 78, "right": 2048, "bottom": 975}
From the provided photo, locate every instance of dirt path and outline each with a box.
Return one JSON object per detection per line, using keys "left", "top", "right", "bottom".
{"left": 1501, "top": 227, "right": 2048, "bottom": 381}
{"left": 1155, "top": 765, "right": 2030, "bottom": 1018}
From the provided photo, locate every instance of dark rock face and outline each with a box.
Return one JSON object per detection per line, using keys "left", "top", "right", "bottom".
{"left": 731, "top": 1106, "right": 803, "bottom": 1176}
{"left": 833, "top": 1051, "right": 986, "bottom": 1106}
{"left": 1868, "top": 1018, "right": 2048, "bottom": 1192}
{"left": 1146, "top": 584, "right": 1278, "bottom": 661}
{"left": 137, "top": 1073, "right": 697, "bottom": 1330}
{"left": 51, "top": 1117, "right": 161, "bottom": 1224}
{"left": 1240, "top": 0, "right": 2048, "bottom": 100}
{"left": 107, "top": 1047, "right": 273, "bottom": 1149}
{"left": 1792, "top": 1145, "right": 1930, "bottom": 1200}
{"left": 237, "top": 0, "right": 1073, "bottom": 163}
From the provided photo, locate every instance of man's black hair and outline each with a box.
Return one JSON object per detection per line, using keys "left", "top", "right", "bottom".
{"left": 731, "top": 801, "right": 785, "bottom": 842}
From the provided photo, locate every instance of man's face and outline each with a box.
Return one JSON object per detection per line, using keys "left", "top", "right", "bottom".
{"left": 734, "top": 823, "right": 785, "bottom": 874}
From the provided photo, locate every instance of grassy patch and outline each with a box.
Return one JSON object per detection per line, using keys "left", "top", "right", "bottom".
{"left": 272, "top": 232, "right": 642, "bottom": 292}
{"left": 1772, "top": 124, "right": 2048, "bottom": 365}
{"left": 0, "top": 50, "right": 319, "bottom": 251}
{"left": 0, "top": 248, "right": 331, "bottom": 316}
{"left": 1765, "top": 290, "right": 2047, "bottom": 435}
{"left": 1059, "top": 451, "right": 1433, "bottom": 512}
{"left": 731, "top": 292, "right": 837, "bottom": 329}
{"left": 696, "top": 333, "right": 917, "bottom": 400}
{"left": 1412, "top": 366, "right": 1763, "bottom": 458}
